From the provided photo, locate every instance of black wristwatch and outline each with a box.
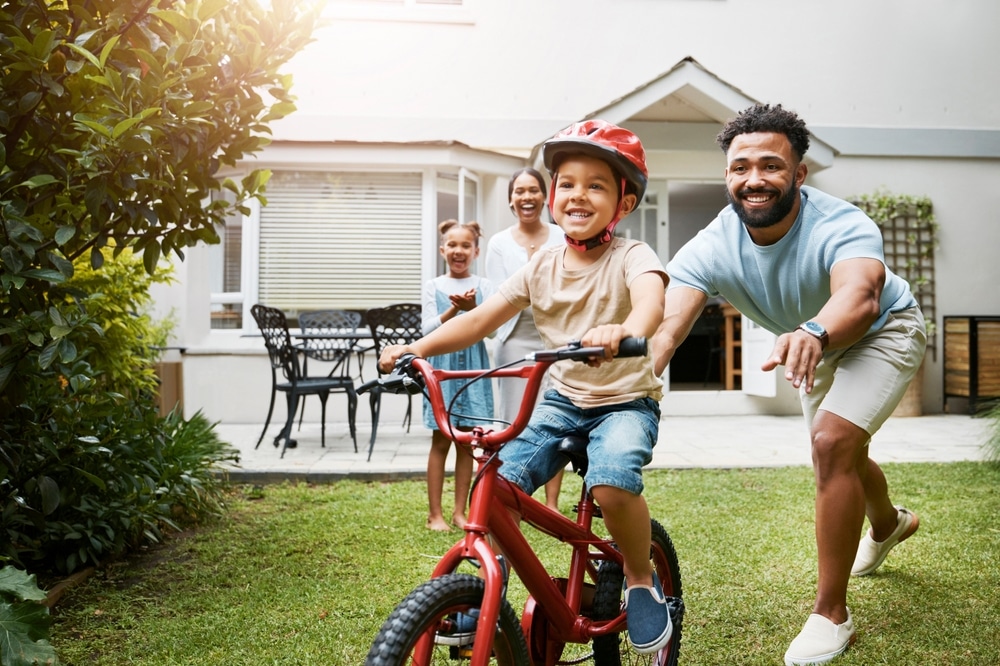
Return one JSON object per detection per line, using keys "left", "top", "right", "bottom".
{"left": 797, "top": 321, "right": 829, "bottom": 349}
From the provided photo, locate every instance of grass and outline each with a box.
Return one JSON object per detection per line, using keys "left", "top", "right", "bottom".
{"left": 51, "top": 462, "right": 1000, "bottom": 665}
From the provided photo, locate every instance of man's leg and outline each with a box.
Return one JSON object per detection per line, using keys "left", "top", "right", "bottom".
{"left": 809, "top": 409, "right": 870, "bottom": 623}
{"left": 860, "top": 458, "right": 901, "bottom": 539}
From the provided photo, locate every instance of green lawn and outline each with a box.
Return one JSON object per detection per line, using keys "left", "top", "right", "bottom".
{"left": 51, "top": 462, "right": 1000, "bottom": 665}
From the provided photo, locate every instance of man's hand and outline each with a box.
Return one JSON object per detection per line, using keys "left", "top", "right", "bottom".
{"left": 762, "top": 330, "right": 825, "bottom": 392}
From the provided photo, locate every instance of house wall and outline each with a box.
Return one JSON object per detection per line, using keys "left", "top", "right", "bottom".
{"left": 282, "top": 0, "right": 1000, "bottom": 144}
{"left": 810, "top": 156, "right": 1000, "bottom": 414}
{"left": 160, "top": 0, "right": 1000, "bottom": 423}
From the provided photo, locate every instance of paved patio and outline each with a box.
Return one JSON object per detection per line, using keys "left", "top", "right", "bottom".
{"left": 213, "top": 413, "right": 991, "bottom": 484}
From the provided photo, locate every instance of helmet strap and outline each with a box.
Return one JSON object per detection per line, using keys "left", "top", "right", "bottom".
{"left": 554, "top": 176, "right": 629, "bottom": 252}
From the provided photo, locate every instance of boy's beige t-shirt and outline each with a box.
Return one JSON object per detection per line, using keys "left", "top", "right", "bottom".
{"left": 498, "top": 237, "right": 667, "bottom": 409}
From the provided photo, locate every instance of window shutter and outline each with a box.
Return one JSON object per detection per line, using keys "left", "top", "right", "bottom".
{"left": 258, "top": 171, "right": 423, "bottom": 312}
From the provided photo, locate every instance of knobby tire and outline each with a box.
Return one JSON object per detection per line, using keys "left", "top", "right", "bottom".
{"left": 365, "top": 573, "right": 530, "bottom": 665}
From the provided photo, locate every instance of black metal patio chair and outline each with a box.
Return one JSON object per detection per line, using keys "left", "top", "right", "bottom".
{"left": 296, "top": 309, "right": 365, "bottom": 428}
{"left": 250, "top": 304, "right": 358, "bottom": 458}
{"left": 364, "top": 303, "right": 422, "bottom": 461}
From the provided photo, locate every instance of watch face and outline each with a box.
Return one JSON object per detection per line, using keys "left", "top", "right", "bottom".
{"left": 803, "top": 321, "right": 825, "bottom": 336}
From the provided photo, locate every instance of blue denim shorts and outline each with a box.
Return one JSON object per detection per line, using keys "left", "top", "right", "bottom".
{"left": 498, "top": 390, "right": 661, "bottom": 496}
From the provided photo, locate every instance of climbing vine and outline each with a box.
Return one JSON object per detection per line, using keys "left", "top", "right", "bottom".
{"left": 852, "top": 190, "right": 938, "bottom": 353}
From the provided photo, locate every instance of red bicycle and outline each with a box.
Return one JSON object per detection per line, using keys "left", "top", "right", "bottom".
{"left": 362, "top": 339, "right": 684, "bottom": 666}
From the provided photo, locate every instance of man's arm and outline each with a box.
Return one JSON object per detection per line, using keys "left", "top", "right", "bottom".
{"left": 763, "top": 257, "right": 884, "bottom": 392}
{"left": 651, "top": 286, "right": 709, "bottom": 376}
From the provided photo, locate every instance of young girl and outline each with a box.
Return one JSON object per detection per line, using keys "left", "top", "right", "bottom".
{"left": 421, "top": 220, "right": 495, "bottom": 531}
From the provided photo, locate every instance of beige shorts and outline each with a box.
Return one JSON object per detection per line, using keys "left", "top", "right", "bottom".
{"left": 801, "top": 307, "right": 927, "bottom": 438}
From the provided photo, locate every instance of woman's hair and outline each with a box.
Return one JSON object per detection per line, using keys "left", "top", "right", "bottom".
{"left": 507, "top": 167, "right": 547, "bottom": 202}
{"left": 438, "top": 219, "right": 483, "bottom": 246}
{"left": 716, "top": 103, "right": 811, "bottom": 161}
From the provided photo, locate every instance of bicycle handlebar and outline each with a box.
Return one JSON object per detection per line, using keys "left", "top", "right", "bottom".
{"left": 528, "top": 336, "right": 646, "bottom": 362}
{"left": 356, "top": 337, "right": 647, "bottom": 397}
{"left": 358, "top": 338, "right": 648, "bottom": 450}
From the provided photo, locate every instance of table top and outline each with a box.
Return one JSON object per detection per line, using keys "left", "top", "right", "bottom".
{"left": 295, "top": 328, "right": 372, "bottom": 341}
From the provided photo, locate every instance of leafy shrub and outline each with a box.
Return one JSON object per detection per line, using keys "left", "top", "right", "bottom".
{"left": 0, "top": 251, "right": 237, "bottom": 575}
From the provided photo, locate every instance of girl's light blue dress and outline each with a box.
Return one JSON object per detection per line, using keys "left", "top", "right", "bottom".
{"left": 421, "top": 275, "right": 495, "bottom": 431}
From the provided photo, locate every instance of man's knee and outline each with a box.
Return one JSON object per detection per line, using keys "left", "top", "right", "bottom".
{"left": 809, "top": 415, "right": 869, "bottom": 479}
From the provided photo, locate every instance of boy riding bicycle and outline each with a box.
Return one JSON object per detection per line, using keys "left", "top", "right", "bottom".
{"left": 378, "top": 119, "right": 672, "bottom": 654}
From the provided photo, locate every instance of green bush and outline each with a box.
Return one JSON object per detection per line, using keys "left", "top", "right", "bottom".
{"left": 0, "top": 251, "right": 237, "bottom": 575}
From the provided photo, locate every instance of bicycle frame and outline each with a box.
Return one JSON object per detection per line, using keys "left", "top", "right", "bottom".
{"left": 408, "top": 356, "right": 630, "bottom": 666}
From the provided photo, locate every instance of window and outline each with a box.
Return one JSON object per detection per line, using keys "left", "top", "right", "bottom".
{"left": 256, "top": 170, "right": 423, "bottom": 315}
{"left": 433, "top": 169, "right": 478, "bottom": 274}
{"left": 208, "top": 189, "right": 246, "bottom": 329}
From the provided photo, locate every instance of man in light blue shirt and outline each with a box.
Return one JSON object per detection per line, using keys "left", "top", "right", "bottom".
{"left": 652, "top": 104, "right": 926, "bottom": 666}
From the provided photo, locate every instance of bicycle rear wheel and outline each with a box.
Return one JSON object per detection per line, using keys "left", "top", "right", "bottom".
{"left": 591, "top": 518, "right": 684, "bottom": 666}
{"left": 365, "top": 573, "right": 530, "bottom": 665}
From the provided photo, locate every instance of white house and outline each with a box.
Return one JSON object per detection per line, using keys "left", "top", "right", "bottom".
{"left": 153, "top": 0, "right": 1000, "bottom": 425}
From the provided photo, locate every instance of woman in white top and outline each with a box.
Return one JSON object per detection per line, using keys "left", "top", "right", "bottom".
{"left": 484, "top": 167, "right": 565, "bottom": 510}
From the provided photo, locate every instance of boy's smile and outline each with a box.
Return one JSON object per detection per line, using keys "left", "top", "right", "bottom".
{"left": 551, "top": 154, "right": 624, "bottom": 243}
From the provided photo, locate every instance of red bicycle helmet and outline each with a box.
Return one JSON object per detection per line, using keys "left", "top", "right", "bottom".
{"left": 542, "top": 119, "right": 648, "bottom": 250}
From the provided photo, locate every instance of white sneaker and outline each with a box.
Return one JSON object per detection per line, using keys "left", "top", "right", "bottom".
{"left": 784, "top": 610, "right": 856, "bottom": 665}
{"left": 851, "top": 506, "right": 919, "bottom": 576}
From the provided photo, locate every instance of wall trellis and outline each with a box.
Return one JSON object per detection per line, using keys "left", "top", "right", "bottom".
{"left": 852, "top": 191, "right": 938, "bottom": 358}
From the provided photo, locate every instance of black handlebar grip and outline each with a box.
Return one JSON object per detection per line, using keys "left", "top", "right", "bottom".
{"left": 616, "top": 336, "right": 647, "bottom": 358}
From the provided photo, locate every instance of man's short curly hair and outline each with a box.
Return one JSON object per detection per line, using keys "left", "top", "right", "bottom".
{"left": 716, "top": 103, "right": 811, "bottom": 161}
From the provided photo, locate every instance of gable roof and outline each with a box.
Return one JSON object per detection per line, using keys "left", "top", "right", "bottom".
{"left": 530, "top": 57, "right": 836, "bottom": 171}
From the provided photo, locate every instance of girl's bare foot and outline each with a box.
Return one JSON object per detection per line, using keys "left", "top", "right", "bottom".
{"left": 452, "top": 513, "right": 468, "bottom": 529}
{"left": 426, "top": 516, "right": 451, "bottom": 531}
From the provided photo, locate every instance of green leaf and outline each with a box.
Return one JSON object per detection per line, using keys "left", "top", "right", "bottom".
{"left": 54, "top": 226, "right": 76, "bottom": 246}
{"left": 38, "top": 341, "right": 58, "bottom": 369}
{"left": 0, "top": 567, "right": 48, "bottom": 602}
{"left": 142, "top": 241, "right": 161, "bottom": 275}
{"left": 38, "top": 476, "right": 61, "bottom": 516}
{"left": 21, "top": 269, "right": 65, "bottom": 283}
{"left": 0, "top": 600, "right": 58, "bottom": 665}
{"left": 21, "top": 174, "right": 58, "bottom": 189}
{"left": 1, "top": 246, "right": 24, "bottom": 273}
{"left": 65, "top": 42, "right": 102, "bottom": 69}
{"left": 49, "top": 325, "right": 72, "bottom": 340}
{"left": 90, "top": 246, "right": 105, "bottom": 270}
{"left": 98, "top": 33, "right": 121, "bottom": 69}
{"left": 18, "top": 91, "right": 42, "bottom": 113}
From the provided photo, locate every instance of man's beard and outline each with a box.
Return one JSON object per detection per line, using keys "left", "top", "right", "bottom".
{"left": 727, "top": 183, "right": 799, "bottom": 229}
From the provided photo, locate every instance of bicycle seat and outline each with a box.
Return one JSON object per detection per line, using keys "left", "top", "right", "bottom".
{"left": 556, "top": 435, "right": 590, "bottom": 477}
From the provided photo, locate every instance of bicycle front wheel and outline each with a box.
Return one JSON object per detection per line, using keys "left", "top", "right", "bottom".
{"left": 591, "top": 518, "right": 684, "bottom": 666}
{"left": 365, "top": 573, "right": 530, "bottom": 666}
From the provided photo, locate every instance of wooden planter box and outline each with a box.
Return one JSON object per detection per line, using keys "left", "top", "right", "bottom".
{"left": 943, "top": 316, "right": 1000, "bottom": 414}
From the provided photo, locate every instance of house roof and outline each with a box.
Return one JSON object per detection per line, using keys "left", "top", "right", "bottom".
{"left": 529, "top": 57, "right": 836, "bottom": 172}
